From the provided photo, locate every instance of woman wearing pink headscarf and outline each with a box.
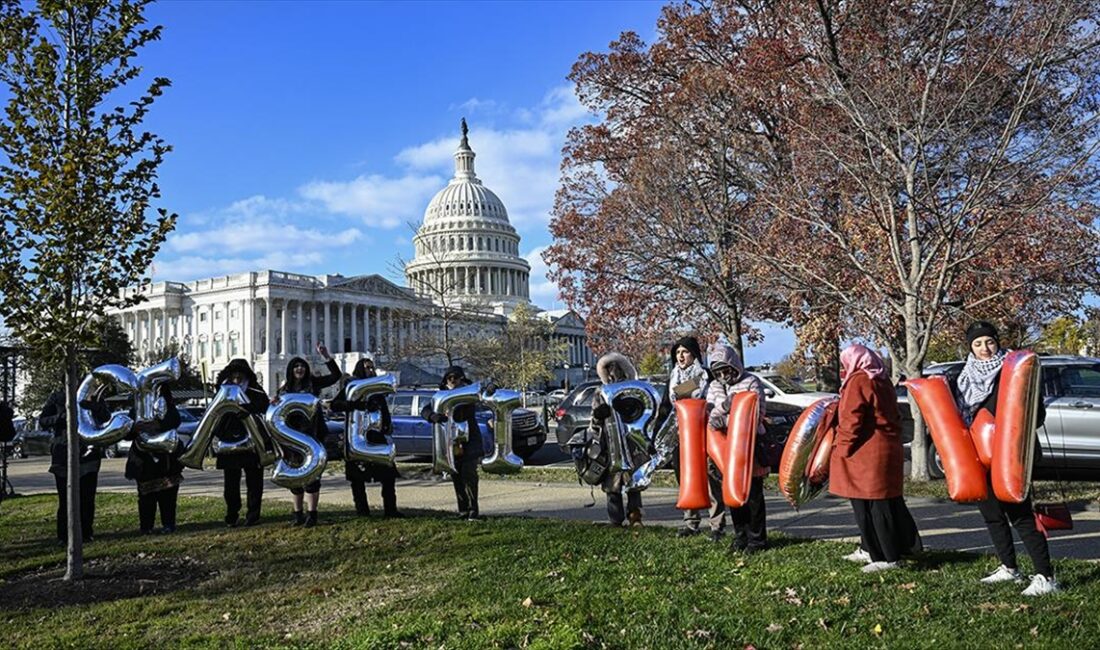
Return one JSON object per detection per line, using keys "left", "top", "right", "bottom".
{"left": 830, "top": 344, "right": 918, "bottom": 572}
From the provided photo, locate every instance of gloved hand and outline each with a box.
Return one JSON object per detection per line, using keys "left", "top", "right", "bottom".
{"left": 482, "top": 382, "right": 497, "bottom": 396}
{"left": 592, "top": 403, "right": 612, "bottom": 421}
{"left": 428, "top": 412, "right": 448, "bottom": 425}
{"left": 709, "top": 416, "right": 726, "bottom": 431}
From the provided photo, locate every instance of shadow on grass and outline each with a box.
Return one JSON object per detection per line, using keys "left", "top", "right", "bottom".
{"left": 0, "top": 555, "right": 213, "bottom": 612}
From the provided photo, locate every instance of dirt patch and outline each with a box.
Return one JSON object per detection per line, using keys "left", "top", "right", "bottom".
{"left": 0, "top": 555, "right": 212, "bottom": 611}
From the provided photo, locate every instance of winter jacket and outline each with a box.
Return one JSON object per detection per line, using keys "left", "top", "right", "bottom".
{"left": 705, "top": 344, "right": 768, "bottom": 477}
{"left": 829, "top": 372, "right": 904, "bottom": 500}
{"left": 124, "top": 386, "right": 184, "bottom": 486}
{"left": 422, "top": 367, "right": 484, "bottom": 459}
{"left": 276, "top": 357, "right": 341, "bottom": 442}
{"left": 212, "top": 375, "right": 271, "bottom": 471}
{"left": 331, "top": 376, "right": 396, "bottom": 481}
{"left": 41, "top": 390, "right": 104, "bottom": 477}
{"left": 669, "top": 361, "right": 709, "bottom": 402}
{"left": 587, "top": 352, "right": 645, "bottom": 493}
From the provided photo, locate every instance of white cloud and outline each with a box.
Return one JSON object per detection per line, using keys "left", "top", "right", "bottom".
{"left": 524, "top": 246, "right": 561, "bottom": 308}
{"left": 151, "top": 251, "right": 326, "bottom": 281}
{"left": 299, "top": 173, "right": 444, "bottom": 229}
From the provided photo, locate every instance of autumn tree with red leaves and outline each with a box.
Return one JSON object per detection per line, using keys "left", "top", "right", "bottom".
{"left": 548, "top": 0, "right": 1100, "bottom": 479}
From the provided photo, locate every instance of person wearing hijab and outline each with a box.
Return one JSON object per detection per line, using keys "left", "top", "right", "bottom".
{"left": 275, "top": 342, "right": 341, "bottom": 527}
{"left": 830, "top": 344, "right": 919, "bottom": 573}
{"left": 123, "top": 386, "right": 184, "bottom": 534}
{"left": 953, "top": 321, "right": 1058, "bottom": 596}
{"left": 668, "top": 337, "right": 723, "bottom": 541}
{"left": 422, "top": 365, "right": 484, "bottom": 520}
{"left": 705, "top": 343, "right": 769, "bottom": 553}
{"left": 589, "top": 352, "right": 645, "bottom": 526}
{"left": 330, "top": 357, "right": 403, "bottom": 518}
{"left": 213, "top": 358, "right": 270, "bottom": 527}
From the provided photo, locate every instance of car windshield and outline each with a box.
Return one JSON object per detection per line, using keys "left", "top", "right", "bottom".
{"left": 766, "top": 375, "right": 806, "bottom": 394}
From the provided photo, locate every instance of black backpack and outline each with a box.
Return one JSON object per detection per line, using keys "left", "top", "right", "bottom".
{"left": 572, "top": 427, "right": 610, "bottom": 487}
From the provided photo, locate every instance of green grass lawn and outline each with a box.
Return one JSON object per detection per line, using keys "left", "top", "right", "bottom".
{"left": 2, "top": 494, "right": 1099, "bottom": 649}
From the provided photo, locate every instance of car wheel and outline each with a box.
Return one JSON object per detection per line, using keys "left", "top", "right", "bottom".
{"left": 926, "top": 441, "right": 945, "bottom": 480}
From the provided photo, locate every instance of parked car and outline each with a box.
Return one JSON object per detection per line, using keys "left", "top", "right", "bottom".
{"left": 8, "top": 419, "right": 51, "bottom": 458}
{"left": 898, "top": 355, "right": 1100, "bottom": 479}
{"left": 324, "top": 389, "right": 546, "bottom": 461}
{"left": 552, "top": 380, "right": 802, "bottom": 471}
{"left": 750, "top": 372, "right": 837, "bottom": 409}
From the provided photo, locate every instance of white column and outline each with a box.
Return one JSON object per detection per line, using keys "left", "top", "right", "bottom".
{"left": 374, "top": 307, "right": 382, "bottom": 356}
{"left": 309, "top": 302, "right": 316, "bottom": 352}
{"left": 337, "top": 302, "right": 345, "bottom": 353}
{"left": 279, "top": 298, "right": 288, "bottom": 356}
{"left": 322, "top": 300, "right": 331, "bottom": 350}
{"left": 386, "top": 308, "right": 394, "bottom": 356}
{"left": 264, "top": 297, "right": 273, "bottom": 357}
{"left": 363, "top": 305, "right": 371, "bottom": 352}
{"left": 350, "top": 304, "right": 358, "bottom": 352}
{"left": 295, "top": 301, "right": 304, "bottom": 356}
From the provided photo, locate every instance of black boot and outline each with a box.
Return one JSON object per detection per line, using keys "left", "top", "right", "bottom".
{"left": 291, "top": 510, "right": 305, "bottom": 526}
{"left": 304, "top": 510, "right": 318, "bottom": 528}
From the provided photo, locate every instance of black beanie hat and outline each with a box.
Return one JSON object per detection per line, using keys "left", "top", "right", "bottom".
{"left": 966, "top": 321, "right": 1000, "bottom": 347}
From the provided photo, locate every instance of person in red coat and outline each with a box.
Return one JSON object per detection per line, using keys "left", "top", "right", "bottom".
{"left": 830, "top": 344, "right": 919, "bottom": 573}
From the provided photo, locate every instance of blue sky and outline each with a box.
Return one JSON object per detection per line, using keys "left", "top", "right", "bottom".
{"left": 136, "top": 0, "right": 795, "bottom": 365}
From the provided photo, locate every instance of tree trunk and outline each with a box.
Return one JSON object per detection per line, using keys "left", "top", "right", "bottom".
{"left": 816, "top": 333, "right": 841, "bottom": 392}
{"left": 905, "top": 355, "right": 930, "bottom": 481}
{"left": 63, "top": 348, "right": 84, "bottom": 580}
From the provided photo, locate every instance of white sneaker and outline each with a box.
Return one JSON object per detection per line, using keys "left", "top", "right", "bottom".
{"left": 980, "top": 565, "right": 1023, "bottom": 584}
{"left": 861, "top": 561, "right": 899, "bottom": 573}
{"left": 843, "top": 548, "right": 872, "bottom": 564}
{"left": 1021, "top": 574, "right": 1061, "bottom": 597}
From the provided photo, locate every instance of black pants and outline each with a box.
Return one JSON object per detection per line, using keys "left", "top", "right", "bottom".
{"left": 606, "top": 489, "right": 642, "bottom": 525}
{"left": 730, "top": 476, "right": 767, "bottom": 549}
{"left": 138, "top": 486, "right": 179, "bottom": 531}
{"left": 351, "top": 476, "right": 397, "bottom": 515}
{"left": 54, "top": 472, "right": 98, "bottom": 542}
{"left": 851, "top": 496, "right": 918, "bottom": 563}
{"left": 223, "top": 466, "right": 264, "bottom": 523}
{"left": 977, "top": 494, "right": 1053, "bottom": 578}
{"left": 289, "top": 480, "right": 321, "bottom": 496}
{"left": 452, "top": 456, "right": 480, "bottom": 516}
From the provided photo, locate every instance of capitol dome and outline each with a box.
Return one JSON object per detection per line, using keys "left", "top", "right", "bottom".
{"left": 405, "top": 119, "right": 531, "bottom": 313}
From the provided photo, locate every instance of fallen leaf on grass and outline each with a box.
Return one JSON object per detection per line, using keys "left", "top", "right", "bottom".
{"left": 898, "top": 582, "right": 917, "bottom": 592}
{"left": 817, "top": 618, "right": 829, "bottom": 631}
{"left": 784, "top": 588, "right": 802, "bottom": 605}
{"left": 221, "top": 612, "right": 231, "bottom": 621}
{"left": 873, "top": 623, "right": 883, "bottom": 636}
{"left": 685, "top": 629, "right": 713, "bottom": 639}
{"left": 766, "top": 623, "right": 783, "bottom": 633}
{"left": 522, "top": 597, "right": 533, "bottom": 608}
{"left": 1031, "top": 627, "right": 1039, "bottom": 637}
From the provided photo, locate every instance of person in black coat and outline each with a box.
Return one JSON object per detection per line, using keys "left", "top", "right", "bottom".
{"left": 124, "top": 386, "right": 183, "bottom": 534}
{"left": 952, "top": 321, "right": 1058, "bottom": 597}
{"left": 422, "top": 365, "right": 484, "bottom": 520}
{"left": 40, "top": 387, "right": 107, "bottom": 543}
{"left": 213, "top": 358, "right": 270, "bottom": 527}
{"left": 274, "top": 342, "right": 341, "bottom": 527}
{"left": 330, "top": 357, "right": 403, "bottom": 517}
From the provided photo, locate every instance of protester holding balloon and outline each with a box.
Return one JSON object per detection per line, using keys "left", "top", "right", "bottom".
{"left": 705, "top": 343, "right": 769, "bottom": 552}
{"left": 952, "top": 321, "right": 1057, "bottom": 596}
{"left": 214, "top": 359, "right": 270, "bottom": 527}
{"left": 587, "top": 352, "right": 645, "bottom": 527}
{"left": 274, "top": 343, "right": 341, "bottom": 527}
{"left": 829, "top": 344, "right": 920, "bottom": 573}
{"left": 331, "top": 357, "right": 402, "bottom": 518}
{"left": 123, "top": 386, "right": 184, "bottom": 534}
{"left": 668, "top": 337, "right": 724, "bottom": 540}
{"left": 40, "top": 386, "right": 106, "bottom": 544}
{"left": 422, "top": 365, "right": 484, "bottom": 520}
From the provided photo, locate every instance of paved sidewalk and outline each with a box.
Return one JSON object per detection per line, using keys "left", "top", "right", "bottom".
{"left": 5, "top": 457, "right": 1099, "bottom": 561}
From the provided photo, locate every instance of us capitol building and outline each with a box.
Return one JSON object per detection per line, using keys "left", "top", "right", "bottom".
{"left": 112, "top": 121, "right": 593, "bottom": 392}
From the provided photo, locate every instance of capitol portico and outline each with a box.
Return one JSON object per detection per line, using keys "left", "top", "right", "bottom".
{"left": 112, "top": 120, "right": 591, "bottom": 393}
